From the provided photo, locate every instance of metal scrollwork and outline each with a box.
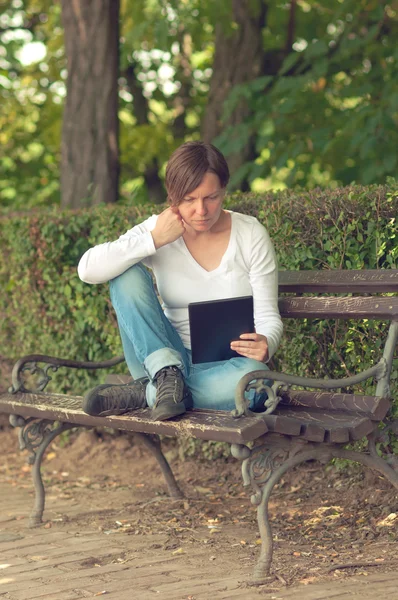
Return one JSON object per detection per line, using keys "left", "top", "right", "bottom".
{"left": 232, "top": 370, "right": 287, "bottom": 418}
{"left": 243, "top": 445, "right": 293, "bottom": 505}
{"left": 10, "top": 415, "right": 55, "bottom": 464}
{"left": 233, "top": 361, "right": 390, "bottom": 420}
{"left": 232, "top": 440, "right": 308, "bottom": 506}
{"left": 9, "top": 362, "right": 59, "bottom": 394}
{"left": 9, "top": 353, "right": 126, "bottom": 394}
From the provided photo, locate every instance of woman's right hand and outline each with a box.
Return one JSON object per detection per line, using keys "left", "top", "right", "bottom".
{"left": 151, "top": 207, "right": 185, "bottom": 249}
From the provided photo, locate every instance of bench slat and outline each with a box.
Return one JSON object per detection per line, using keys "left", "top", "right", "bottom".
{"left": 278, "top": 296, "right": 398, "bottom": 319}
{"left": 273, "top": 406, "right": 375, "bottom": 443}
{"left": 279, "top": 390, "right": 390, "bottom": 421}
{"left": 258, "top": 413, "right": 302, "bottom": 437}
{"left": 279, "top": 269, "right": 398, "bottom": 293}
{"left": 0, "top": 393, "right": 268, "bottom": 444}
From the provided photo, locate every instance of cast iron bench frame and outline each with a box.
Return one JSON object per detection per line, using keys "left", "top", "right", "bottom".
{"left": 0, "top": 269, "right": 397, "bottom": 583}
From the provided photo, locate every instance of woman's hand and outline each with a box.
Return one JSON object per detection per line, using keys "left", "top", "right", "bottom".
{"left": 230, "top": 333, "right": 269, "bottom": 362}
{"left": 152, "top": 207, "right": 185, "bottom": 249}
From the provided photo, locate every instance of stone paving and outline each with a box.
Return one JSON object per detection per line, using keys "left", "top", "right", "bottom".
{"left": 1, "top": 482, "right": 398, "bottom": 600}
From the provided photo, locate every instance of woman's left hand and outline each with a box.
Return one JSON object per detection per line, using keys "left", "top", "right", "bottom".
{"left": 230, "top": 333, "right": 269, "bottom": 362}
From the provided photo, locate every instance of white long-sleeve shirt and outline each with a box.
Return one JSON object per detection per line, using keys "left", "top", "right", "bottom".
{"left": 78, "top": 211, "right": 283, "bottom": 360}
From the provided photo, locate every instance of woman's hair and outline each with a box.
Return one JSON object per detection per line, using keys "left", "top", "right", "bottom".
{"left": 165, "top": 141, "right": 230, "bottom": 205}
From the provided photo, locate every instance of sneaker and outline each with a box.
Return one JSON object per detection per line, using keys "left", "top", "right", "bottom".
{"left": 82, "top": 377, "right": 148, "bottom": 417}
{"left": 151, "top": 366, "right": 192, "bottom": 421}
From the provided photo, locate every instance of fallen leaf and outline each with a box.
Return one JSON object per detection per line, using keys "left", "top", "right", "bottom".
{"left": 195, "top": 486, "right": 212, "bottom": 494}
{"left": 377, "top": 513, "right": 397, "bottom": 527}
{"left": 172, "top": 548, "right": 185, "bottom": 555}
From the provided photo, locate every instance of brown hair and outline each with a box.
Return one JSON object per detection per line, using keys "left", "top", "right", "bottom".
{"left": 165, "top": 141, "right": 230, "bottom": 205}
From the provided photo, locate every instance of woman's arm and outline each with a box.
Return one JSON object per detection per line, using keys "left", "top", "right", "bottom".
{"left": 77, "top": 215, "right": 158, "bottom": 284}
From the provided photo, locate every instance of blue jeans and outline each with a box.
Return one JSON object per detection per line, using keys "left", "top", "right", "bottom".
{"left": 109, "top": 264, "right": 268, "bottom": 411}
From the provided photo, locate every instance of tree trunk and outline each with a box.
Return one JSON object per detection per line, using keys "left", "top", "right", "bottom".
{"left": 201, "top": 0, "right": 267, "bottom": 186}
{"left": 60, "top": 0, "right": 120, "bottom": 208}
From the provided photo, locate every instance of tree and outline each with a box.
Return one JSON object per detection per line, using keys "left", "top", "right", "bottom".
{"left": 201, "top": 0, "right": 268, "bottom": 189}
{"left": 215, "top": 0, "right": 398, "bottom": 189}
{"left": 1, "top": 0, "right": 397, "bottom": 210}
{"left": 60, "top": 0, "right": 120, "bottom": 207}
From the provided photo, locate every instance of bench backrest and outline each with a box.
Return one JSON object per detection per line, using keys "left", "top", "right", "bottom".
{"left": 278, "top": 269, "right": 398, "bottom": 320}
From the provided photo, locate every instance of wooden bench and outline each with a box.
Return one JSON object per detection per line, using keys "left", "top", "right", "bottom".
{"left": 0, "top": 269, "right": 397, "bottom": 583}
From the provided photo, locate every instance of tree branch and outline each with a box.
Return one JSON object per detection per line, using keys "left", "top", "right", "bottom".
{"left": 171, "top": 29, "right": 193, "bottom": 140}
{"left": 286, "top": 0, "right": 297, "bottom": 53}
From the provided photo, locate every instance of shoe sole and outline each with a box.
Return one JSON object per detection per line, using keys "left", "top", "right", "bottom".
{"left": 96, "top": 407, "right": 139, "bottom": 417}
{"left": 151, "top": 402, "right": 186, "bottom": 422}
{"left": 151, "top": 388, "right": 193, "bottom": 421}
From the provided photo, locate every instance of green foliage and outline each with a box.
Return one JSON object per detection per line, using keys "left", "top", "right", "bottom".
{"left": 0, "top": 183, "right": 397, "bottom": 413}
{"left": 0, "top": 0, "right": 225, "bottom": 208}
{"left": 0, "top": 0, "right": 64, "bottom": 208}
{"left": 217, "top": 0, "right": 398, "bottom": 189}
{"left": 1, "top": 0, "right": 397, "bottom": 209}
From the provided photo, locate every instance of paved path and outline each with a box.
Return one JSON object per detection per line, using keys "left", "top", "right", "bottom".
{"left": 1, "top": 483, "right": 398, "bottom": 600}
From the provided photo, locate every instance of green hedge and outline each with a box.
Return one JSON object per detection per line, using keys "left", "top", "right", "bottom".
{"left": 0, "top": 181, "right": 397, "bottom": 415}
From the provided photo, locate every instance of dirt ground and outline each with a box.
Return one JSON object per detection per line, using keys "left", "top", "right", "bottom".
{"left": 1, "top": 420, "right": 398, "bottom": 594}
{"left": 0, "top": 354, "right": 398, "bottom": 598}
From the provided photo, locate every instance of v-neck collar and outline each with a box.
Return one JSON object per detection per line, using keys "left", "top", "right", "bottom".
{"left": 179, "top": 211, "right": 236, "bottom": 276}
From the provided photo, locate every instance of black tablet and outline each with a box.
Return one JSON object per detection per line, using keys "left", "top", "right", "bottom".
{"left": 188, "top": 296, "right": 254, "bottom": 364}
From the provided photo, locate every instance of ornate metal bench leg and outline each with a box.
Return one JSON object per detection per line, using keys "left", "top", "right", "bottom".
{"left": 134, "top": 433, "right": 183, "bottom": 498}
{"left": 232, "top": 440, "right": 333, "bottom": 584}
{"left": 9, "top": 415, "right": 76, "bottom": 528}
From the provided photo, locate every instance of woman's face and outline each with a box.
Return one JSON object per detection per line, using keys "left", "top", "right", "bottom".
{"left": 176, "top": 172, "right": 225, "bottom": 233}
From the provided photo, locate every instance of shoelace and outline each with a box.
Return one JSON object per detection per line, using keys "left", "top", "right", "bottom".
{"left": 155, "top": 367, "right": 182, "bottom": 405}
{"left": 99, "top": 384, "right": 142, "bottom": 412}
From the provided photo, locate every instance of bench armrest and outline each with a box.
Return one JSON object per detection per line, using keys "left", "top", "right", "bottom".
{"left": 10, "top": 354, "right": 126, "bottom": 394}
{"left": 232, "top": 359, "right": 387, "bottom": 418}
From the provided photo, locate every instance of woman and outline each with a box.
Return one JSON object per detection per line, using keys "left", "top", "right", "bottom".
{"left": 77, "top": 141, "right": 283, "bottom": 421}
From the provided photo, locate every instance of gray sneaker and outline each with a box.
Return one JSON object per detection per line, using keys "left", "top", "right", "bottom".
{"left": 82, "top": 377, "right": 148, "bottom": 416}
{"left": 151, "top": 366, "right": 192, "bottom": 421}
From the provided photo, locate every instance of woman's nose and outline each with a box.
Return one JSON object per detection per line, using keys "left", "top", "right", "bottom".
{"left": 196, "top": 199, "right": 207, "bottom": 215}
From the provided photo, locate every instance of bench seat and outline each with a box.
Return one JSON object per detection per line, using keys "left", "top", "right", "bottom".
{"left": 0, "top": 392, "right": 269, "bottom": 444}
{"left": 0, "top": 389, "right": 386, "bottom": 446}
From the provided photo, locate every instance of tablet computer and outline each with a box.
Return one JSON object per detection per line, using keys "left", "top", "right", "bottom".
{"left": 188, "top": 296, "right": 254, "bottom": 364}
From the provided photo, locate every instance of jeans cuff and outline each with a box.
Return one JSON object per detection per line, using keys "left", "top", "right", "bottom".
{"left": 144, "top": 347, "right": 185, "bottom": 380}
